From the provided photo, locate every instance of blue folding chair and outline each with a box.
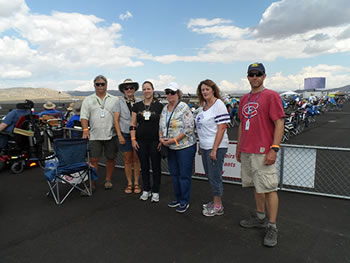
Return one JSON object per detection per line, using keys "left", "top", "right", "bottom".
{"left": 44, "top": 138, "right": 98, "bottom": 204}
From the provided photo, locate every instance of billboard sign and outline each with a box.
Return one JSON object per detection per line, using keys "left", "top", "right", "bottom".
{"left": 304, "top": 77, "right": 326, "bottom": 90}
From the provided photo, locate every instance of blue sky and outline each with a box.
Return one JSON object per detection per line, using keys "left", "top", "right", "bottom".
{"left": 0, "top": 0, "right": 350, "bottom": 94}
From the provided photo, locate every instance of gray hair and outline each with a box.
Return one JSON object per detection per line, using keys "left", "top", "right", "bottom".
{"left": 93, "top": 75, "right": 108, "bottom": 84}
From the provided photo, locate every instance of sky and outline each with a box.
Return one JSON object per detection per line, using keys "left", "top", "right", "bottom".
{"left": 0, "top": 0, "right": 350, "bottom": 94}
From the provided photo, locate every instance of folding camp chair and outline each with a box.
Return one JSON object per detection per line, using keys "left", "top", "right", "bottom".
{"left": 44, "top": 138, "right": 98, "bottom": 204}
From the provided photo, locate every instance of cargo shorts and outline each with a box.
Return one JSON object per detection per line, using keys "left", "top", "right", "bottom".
{"left": 240, "top": 152, "right": 279, "bottom": 193}
{"left": 89, "top": 136, "right": 118, "bottom": 160}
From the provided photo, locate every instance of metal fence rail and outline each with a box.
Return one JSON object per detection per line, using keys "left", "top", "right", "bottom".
{"left": 64, "top": 127, "right": 350, "bottom": 200}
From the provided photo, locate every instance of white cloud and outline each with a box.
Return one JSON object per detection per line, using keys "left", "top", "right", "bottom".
{"left": 119, "top": 11, "right": 133, "bottom": 21}
{"left": 0, "top": 7, "right": 148, "bottom": 81}
{"left": 0, "top": 0, "right": 28, "bottom": 17}
{"left": 255, "top": 0, "right": 350, "bottom": 39}
{"left": 188, "top": 18, "right": 231, "bottom": 28}
{"left": 217, "top": 64, "right": 350, "bottom": 95}
{"left": 152, "top": 1, "right": 350, "bottom": 64}
{"left": 145, "top": 75, "right": 176, "bottom": 90}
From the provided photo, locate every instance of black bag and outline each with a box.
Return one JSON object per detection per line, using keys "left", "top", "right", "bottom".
{"left": 160, "top": 145, "right": 168, "bottom": 158}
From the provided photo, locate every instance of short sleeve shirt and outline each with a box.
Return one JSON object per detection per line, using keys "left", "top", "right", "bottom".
{"left": 159, "top": 101, "right": 196, "bottom": 150}
{"left": 132, "top": 100, "right": 164, "bottom": 142}
{"left": 195, "top": 99, "right": 230, "bottom": 150}
{"left": 115, "top": 97, "right": 140, "bottom": 134}
{"left": 238, "top": 88, "right": 285, "bottom": 154}
{"left": 80, "top": 93, "right": 118, "bottom": 140}
{"left": 3, "top": 109, "right": 31, "bottom": 132}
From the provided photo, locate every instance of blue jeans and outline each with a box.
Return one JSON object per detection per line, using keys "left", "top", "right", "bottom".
{"left": 168, "top": 143, "right": 196, "bottom": 206}
{"left": 200, "top": 148, "right": 227, "bottom": 197}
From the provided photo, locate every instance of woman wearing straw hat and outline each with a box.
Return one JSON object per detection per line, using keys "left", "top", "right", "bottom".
{"left": 114, "top": 79, "right": 141, "bottom": 194}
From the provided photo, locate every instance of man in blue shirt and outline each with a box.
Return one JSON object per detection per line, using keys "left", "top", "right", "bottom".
{"left": 39, "top": 101, "right": 63, "bottom": 119}
{"left": 0, "top": 104, "right": 32, "bottom": 149}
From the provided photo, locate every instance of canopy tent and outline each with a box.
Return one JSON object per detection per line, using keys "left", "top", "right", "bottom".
{"left": 280, "top": 90, "right": 298, "bottom": 96}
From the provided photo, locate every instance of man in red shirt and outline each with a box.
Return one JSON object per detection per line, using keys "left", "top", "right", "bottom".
{"left": 236, "top": 62, "right": 285, "bottom": 247}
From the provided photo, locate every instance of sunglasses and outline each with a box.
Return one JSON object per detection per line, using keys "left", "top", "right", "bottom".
{"left": 248, "top": 72, "right": 264, "bottom": 77}
{"left": 165, "top": 90, "right": 176, "bottom": 95}
{"left": 95, "top": 82, "right": 106, "bottom": 87}
{"left": 124, "top": 86, "right": 135, "bottom": 91}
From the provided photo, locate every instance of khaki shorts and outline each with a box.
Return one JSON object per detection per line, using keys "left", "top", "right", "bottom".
{"left": 240, "top": 152, "right": 278, "bottom": 193}
{"left": 89, "top": 136, "right": 118, "bottom": 160}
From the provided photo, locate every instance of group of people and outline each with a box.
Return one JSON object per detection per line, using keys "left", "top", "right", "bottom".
{"left": 78, "top": 62, "right": 284, "bottom": 247}
{"left": 0, "top": 99, "right": 82, "bottom": 150}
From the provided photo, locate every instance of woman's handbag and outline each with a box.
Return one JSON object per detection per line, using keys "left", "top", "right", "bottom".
{"left": 160, "top": 144, "right": 168, "bottom": 158}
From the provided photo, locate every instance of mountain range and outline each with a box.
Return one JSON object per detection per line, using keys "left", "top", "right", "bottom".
{"left": 0, "top": 84, "right": 349, "bottom": 102}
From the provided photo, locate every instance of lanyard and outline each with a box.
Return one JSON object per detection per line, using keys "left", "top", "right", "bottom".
{"left": 165, "top": 101, "right": 180, "bottom": 137}
{"left": 96, "top": 96, "right": 107, "bottom": 109}
{"left": 247, "top": 88, "right": 264, "bottom": 119}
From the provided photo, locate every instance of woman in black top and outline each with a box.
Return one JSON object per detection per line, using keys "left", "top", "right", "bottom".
{"left": 130, "top": 81, "right": 164, "bottom": 202}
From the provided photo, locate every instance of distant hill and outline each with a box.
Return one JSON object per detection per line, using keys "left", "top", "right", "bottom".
{"left": 66, "top": 90, "right": 170, "bottom": 97}
{"left": 0, "top": 87, "right": 71, "bottom": 102}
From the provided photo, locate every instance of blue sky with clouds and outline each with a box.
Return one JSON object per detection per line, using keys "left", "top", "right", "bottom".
{"left": 0, "top": 0, "right": 350, "bottom": 93}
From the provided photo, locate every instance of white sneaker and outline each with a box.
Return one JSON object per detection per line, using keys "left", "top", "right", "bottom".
{"left": 151, "top": 193, "right": 159, "bottom": 202}
{"left": 140, "top": 191, "right": 151, "bottom": 201}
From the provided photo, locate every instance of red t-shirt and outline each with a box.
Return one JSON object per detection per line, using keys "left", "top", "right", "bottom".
{"left": 238, "top": 88, "right": 285, "bottom": 154}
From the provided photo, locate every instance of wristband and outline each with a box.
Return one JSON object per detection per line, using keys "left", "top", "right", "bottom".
{"left": 83, "top": 128, "right": 89, "bottom": 131}
{"left": 271, "top": 144, "right": 280, "bottom": 148}
{"left": 129, "top": 126, "right": 136, "bottom": 131}
{"left": 131, "top": 137, "right": 136, "bottom": 140}
{"left": 174, "top": 138, "right": 179, "bottom": 146}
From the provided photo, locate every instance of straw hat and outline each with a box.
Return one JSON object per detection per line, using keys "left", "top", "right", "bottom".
{"left": 43, "top": 101, "right": 56, "bottom": 110}
{"left": 118, "top": 79, "right": 139, "bottom": 93}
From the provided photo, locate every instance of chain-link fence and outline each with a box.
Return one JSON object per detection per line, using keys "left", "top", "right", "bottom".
{"left": 64, "top": 128, "right": 350, "bottom": 200}
{"left": 277, "top": 144, "right": 350, "bottom": 199}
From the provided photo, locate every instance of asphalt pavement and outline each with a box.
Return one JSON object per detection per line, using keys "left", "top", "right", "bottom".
{"left": 1, "top": 102, "right": 350, "bottom": 263}
{"left": 1, "top": 164, "right": 350, "bottom": 263}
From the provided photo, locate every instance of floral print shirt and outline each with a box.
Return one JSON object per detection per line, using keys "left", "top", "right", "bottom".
{"left": 159, "top": 101, "right": 196, "bottom": 150}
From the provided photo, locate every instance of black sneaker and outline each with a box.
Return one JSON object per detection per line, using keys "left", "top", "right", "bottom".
{"left": 168, "top": 201, "right": 180, "bottom": 208}
{"left": 176, "top": 203, "right": 189, "bottom": 213}
{"left": 240, "top": 214, "right": 268, "bottom": 228}
{"left": 264, "top": 225, "right": 278, "bottom": 247}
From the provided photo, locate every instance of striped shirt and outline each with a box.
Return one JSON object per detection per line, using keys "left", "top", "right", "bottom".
{"left": 195, "top": 99, "right": 230, "bottom": 150}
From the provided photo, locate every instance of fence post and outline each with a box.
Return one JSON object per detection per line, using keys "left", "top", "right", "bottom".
{"left": 279, "top": 147, "right": 285, "bottom": 190}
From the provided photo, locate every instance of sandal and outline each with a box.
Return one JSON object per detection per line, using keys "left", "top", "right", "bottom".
{"left": 124, "top": 185, "right": 133, "bottom": 194}
{"left": 134, "top": 184, "right": 141, "bottom": 194}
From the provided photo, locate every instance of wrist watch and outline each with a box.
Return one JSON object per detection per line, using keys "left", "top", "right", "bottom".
{"left": 271, "top": 147, "right": 279, "bottom": 153}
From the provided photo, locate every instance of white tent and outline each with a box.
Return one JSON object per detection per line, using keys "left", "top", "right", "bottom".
{"left": 280, "top": 90, "right": 298, "bottom": 96}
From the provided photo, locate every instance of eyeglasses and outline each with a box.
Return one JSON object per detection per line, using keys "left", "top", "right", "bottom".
{"left": 165, "top": 90, "right": 176, "bottom": 95}
{"left": 248, "top": 72, "right": 264, "bottom": 77}
{"left": 124, "top": 86, "right": 135, "bottom": 91}
{"left": 95, "top": 82, "right": 106, "bottom": 87}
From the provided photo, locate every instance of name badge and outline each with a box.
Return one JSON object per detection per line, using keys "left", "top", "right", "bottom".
{"left": 245, "top": 119, "right": 250, "bottom": 130}
{"left": 143, "top": 111, "right": 151, "bottom": 120}
{"left": 100, "top": 108, "right": 105, "bottom": 118}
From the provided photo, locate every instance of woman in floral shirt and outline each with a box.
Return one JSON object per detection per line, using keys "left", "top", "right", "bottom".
{"left": 159, "top": 82, "right": 197, "bottom": 213}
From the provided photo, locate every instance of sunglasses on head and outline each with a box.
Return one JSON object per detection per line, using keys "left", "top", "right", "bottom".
{"left": 248, "top": 72, "right": 264, "bottom": 77}
{"left": 165, "top": 90, "right": 176, "bottom": 95}
{"left": 95, "top": 82, "right": 106, "bottom": 87}
{"left": 124, "top": 86, "right": 135, "bottom": 91}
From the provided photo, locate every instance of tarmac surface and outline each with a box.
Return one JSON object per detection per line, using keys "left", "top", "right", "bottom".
{"left": 1, "top": 166, "right": 350, "bottom": 263}
{"left": 1, "top": 102, "right": 350, "bottom": 263}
